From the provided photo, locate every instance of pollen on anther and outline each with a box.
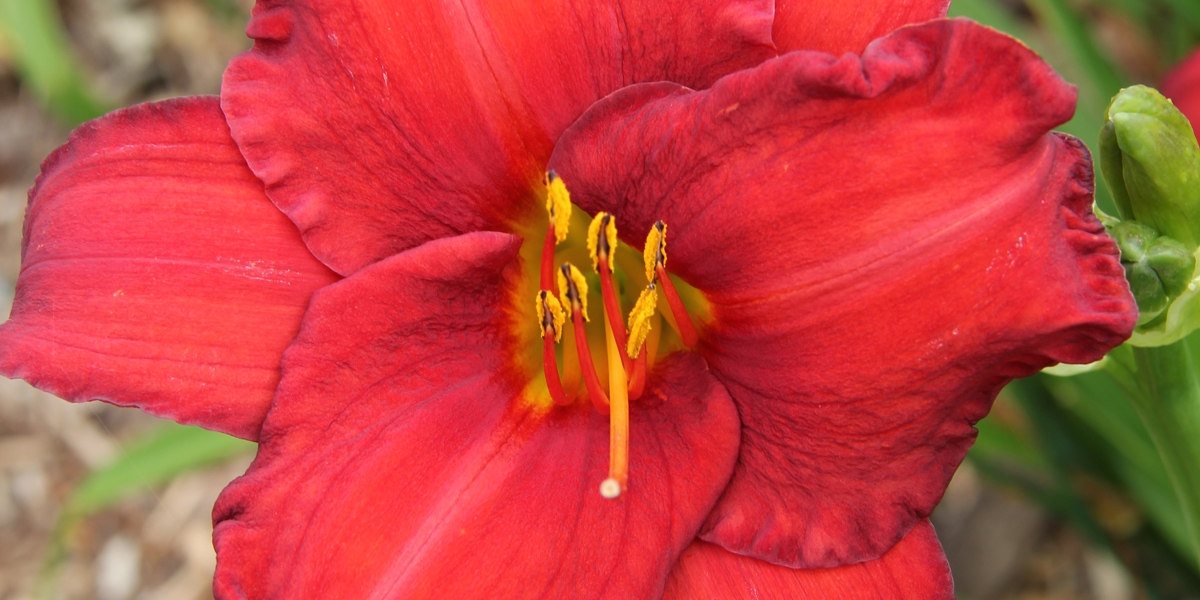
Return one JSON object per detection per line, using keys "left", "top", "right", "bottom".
{"left": 536, "top": 291, "right": 566, "bottom": 343}
{"left": 556, "top": 263, "right": 590, "bottom": 321}
{"left": 644, "top": 221, "right": 667, "bottom": 282}
{"left": 587, "top": 212, "right": 618, "bottom": 271}
{"left": 626, "top": 284, "right": 657, "bottom": 358}
{"left": 544, "top": 171, "right": 572, "bottom": 244}
{"left": 599, "top": 477, "right": 622, "bottom": 499}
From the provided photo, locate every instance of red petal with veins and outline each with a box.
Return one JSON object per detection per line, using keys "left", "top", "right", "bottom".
{"left": 213, "top": 232, "right": 740, "bottom": 599}
{"left": 0, "top": 97, "right": 337, "bottom": 440}
{"left": 663, "top": 521, "right": 952, "bottom": 599}
{"left": 1163, "top": 48, "right": 1200, "bottom": 129}
{"left": 773, "top": 0, "right": 948, "bottom": 54}
{"left": 550, "top": 19, "right": 1136, "bottom": 568}
{"left": 220, "top": 0, "right": 774, "bottom": 276}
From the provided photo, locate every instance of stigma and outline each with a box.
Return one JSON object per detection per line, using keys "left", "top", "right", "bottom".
{"left": 533, "top": 172, "right": 702, "bottom": 500}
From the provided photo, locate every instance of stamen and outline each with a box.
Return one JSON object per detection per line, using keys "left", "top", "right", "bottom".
{"left": 643, "top": 221, "right": 666, "bottom": 283}
{"left": 645, "top": 310, "right": 662, "bottom": 371}
{"left": 627, "top": 352, "right": 647, "bottom": 401}
{"left": 540, "top": 227, "right": 556, "bottom": 291}
{"left": 643, "top": 221, "right": 697, "bottom": 347}
{"left": 656, "top": 268, "right": 698, "bottom": 347}
{"left": 536, "top": 291, "right": 570, "bottom": 406}
{"left": 626, "top": 284, "right": 657, "bottom": 359}
{"left": 541, "top": 171, "right": 572, "bottom": 289}
{"left": 588, "top": 212, "right": 631, "bottom": 375}
{"left": 561, "top": 325, "right": 581, "bottom": 395}
{"left": 587, "top": 212, "right": 619, "bottom": 273}
{"left": 625, "top": 284, "right": 656, "bottom": 401}
{"left": 556, "top": 262, "right": 590, "bottom": 322}
{"left": 558, "top": 263, "right": 609, "bottom": 414}
{"left": 601, "top": 312, "right": 630, "bottom": 499}
{"left": 545, "top": 171, "right": 572, "bottom": 244}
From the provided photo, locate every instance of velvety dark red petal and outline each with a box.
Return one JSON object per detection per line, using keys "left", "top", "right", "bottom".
{"left": 0, "top": 97, "right": 338, "bottom": 440}
{"left": 773, "top": 0, "right": 948, "bottom": 54}
{"left": 663, "top": 520, "right": 952, "bottom": 599}
{"left": 220, "top": 0, "right": 775, "bottom": 276}
{"left": 213, "top": 232, "right": 740, "bottom": 599}
{"left": 1162, "top": 48, "right": 1200, "bottom": 129}
{"left": 549, "top": 19, "right": 1136, "bottom": 568}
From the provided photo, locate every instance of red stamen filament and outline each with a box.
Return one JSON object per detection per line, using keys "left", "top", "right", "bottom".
{"left": 540, "top": 227, "right": 556, "bottom": 290}
{"left": 656, "top": 266, "right": 698, "bottom": 347}
{"left": 572, "top": 310, "right": 609, "bottom": 415}
{"left": 561, "top": 325, "right": 581, "bottom": 395}
{"left": 628, "top": 350, "right": 647, "bottom": 401}
{"left": 599, "top": 261, "right": 632, "bottom": 375}
{"left": 645, "top": 310, "right": 662, "bottom": 371}
{"left": 542, "top": 334, "right": 570, "bottom": 406}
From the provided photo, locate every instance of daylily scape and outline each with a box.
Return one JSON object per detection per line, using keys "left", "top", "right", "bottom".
{"left": 0, "top": 0, "right": 1137, "bottom": 598}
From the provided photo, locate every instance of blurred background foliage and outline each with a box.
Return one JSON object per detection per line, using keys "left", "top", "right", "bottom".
{"left": 1, "top": 0, "right": 1200, "bottom": 599}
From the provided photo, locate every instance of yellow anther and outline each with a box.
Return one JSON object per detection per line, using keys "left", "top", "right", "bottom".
{"left": 643, "top": 220, "right": 667, "bottom": 282}
{"left": 535, "top": 290, "right": 566, "bottom": 343}
{"left": 626, "top": 284, "right": 658, "bottom": 358}
{"left": 556, "top": 262, "right": 590, "bottom": 321}
{"left": 587, "top": 212, "right": 618, "bottom": 272}
{"left": 544, "top": 171, "right": 572, "bottom": 244}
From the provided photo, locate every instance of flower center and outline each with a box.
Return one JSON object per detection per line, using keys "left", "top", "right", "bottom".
{"left": 531, "top": 171, "right": 704, "bottom": 499}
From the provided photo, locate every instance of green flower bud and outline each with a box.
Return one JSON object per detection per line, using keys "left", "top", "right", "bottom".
{"left": 1127, "top": 262, "right": 1169, "bottom": 321}
{"left": 1113, "top": 221, "right": 1178, "bottom": 322}
{"left": 1099, "top": 86, "right": 1200, "bottom": 248}
{"left": 1145, "top": 238, "right": 1196, "bottom": 299}
{"left": 1100, "top": 214, "right": 1200, "bottom": 346}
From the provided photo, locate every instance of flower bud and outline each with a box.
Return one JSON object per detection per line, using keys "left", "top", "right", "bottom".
{"left": 1112, "top": 221, "right": 1194, "bottom": 323}
{"left": 1100, "top": 215, "right": 1200, "bottom": 346}
{"left": 1099, "top": 86, "right": 1200, "bottom": 248}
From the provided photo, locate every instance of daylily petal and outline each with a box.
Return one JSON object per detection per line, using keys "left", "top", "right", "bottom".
{"left": 0, "top": 97, "right": 337, "bottom": 441}
{"left": 221, "top": 0, "right": 775, "bottom": 275}
{"left": 550, "top": 19, "right": 1136, "bottom": 568}
{"left": 663, "top": 520, "right": 952, "bottom": 599}
{"left": 213, "top": 232, "right": 740, "bottom": 599}
{"left": 773, "top": 0, "right": 948, "bottom": 54}
{"left": 1162, "top": 48, "right": 1200, "bottom": 129}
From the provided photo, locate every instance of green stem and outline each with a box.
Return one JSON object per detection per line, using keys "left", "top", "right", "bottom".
{"left": 1127, "top": 338, "right": 1200, "bottom": 570}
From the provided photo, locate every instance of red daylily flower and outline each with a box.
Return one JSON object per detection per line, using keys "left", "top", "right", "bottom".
{"left": 0, "top": 0, "right": 1136, "bottom": 598}
{"left": 1163, "top": 48, "right": 1200, "bottom": 129}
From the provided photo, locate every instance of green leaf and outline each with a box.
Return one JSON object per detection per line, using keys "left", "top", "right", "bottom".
{"left": 35, "top": 422, "right": 253, "bottom": 599}
{"left": 0, "top": 0, "right": 110, "bottom": 125}
{"left": 1046, "top": 370, "right": 1194, "bottom": 559}
{"left": 64, "top": 422, "right": 255, "bottom": 517}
